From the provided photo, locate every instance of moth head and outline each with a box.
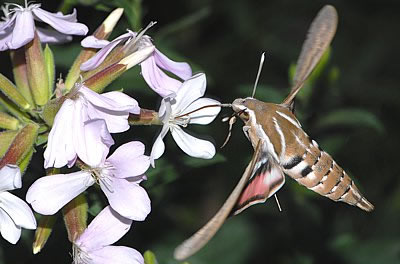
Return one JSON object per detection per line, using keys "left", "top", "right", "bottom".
{"left": 232, "top": 97, "right": 256, "bottom": 121}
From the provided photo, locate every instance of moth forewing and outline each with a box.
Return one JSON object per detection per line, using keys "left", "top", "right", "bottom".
{"left": 282, "top": 5, "right": 338, "bottom": 107}
{"left": 174, "top": 140, "right": 263, "bottom": 261}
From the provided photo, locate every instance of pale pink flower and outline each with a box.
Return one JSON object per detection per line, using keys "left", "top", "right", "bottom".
{"left": 0, "top": 1, "right": 88, "bottom": 51}
{"left": 150, "top": 73, "right": 221, "bottom": 166}
{"left": 0, "top": 164, "right": 36, "bottom": 244}
{"left": 44, "top": 82, "right": 140, "bottom": 169}
{"left": 28, "top": 135, "right": 151, "bottom": 221}
{"left": 73, "top": 206, "right": 143, "bottom": 264}
{"left": 80, "top": 27, "right": 192, "bottom": 97}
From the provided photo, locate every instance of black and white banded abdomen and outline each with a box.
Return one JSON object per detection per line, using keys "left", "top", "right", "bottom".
{"left": 281, "top": 138, "right": 374, "bottom": 211}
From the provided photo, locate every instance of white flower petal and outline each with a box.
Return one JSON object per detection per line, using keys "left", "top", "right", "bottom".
{"left": 184, "top": 98, "right": 221, "bottom": 125}
{"left": 88, "top": 246, "right": 144, "bottom": 264}
{"left": 75, "top": 119, "right": 112, "bottom": 167}
{"left": 80, "top": 32, "right": 131, "bottom": 71}
{"left": 0, "top": 210, "right": 21, "bottom": 244}
{"left": 81, "top": 35, "right": 109, "bottom": 49}
{"left": 171, "top": 126, "right": 216, "bottom": 159}
{"left": 44, "top": 99, "right": 78, "bottom": 168}
{"left": 0, "top": 164, "right": 21, "bottom": 191}
{"left": 10, "top": 10, "right": 35, "bottom": 49}
{"left": 100, "top": 91, "right": 140, "bottom": 114}
{"left": 101, "top": 178, "right": 150, "bottom": 221}
{"left": 154, "top": 49, "right": 192, "bottom": 80}
{"left": 0, "top": 192, "right": 36, "bottom": 229}
{"left": 26, "top": 171, "right": 94, "bottom": 215}
{"left": 141, "top": 54, "right": 183, "bottom": 97}
{"left": 0, "top": 13, "right": 16, "bottom": 31}
{"left": 76, "top": 206, "right": 132, "bottom": 251}
{"left": 150, "top": 123, "right": 170, "bottom": 167}
{"left": 36, "top": 27, "right": 72, "bottom": 43}
{"left": 32, "top": 8, "right": 88, "bottom": 35}
{"left": 171, "top": 73, "right": 207, "bottom": 115}
{"left": 107, "top": 142, "right": 150, "bottom": 178}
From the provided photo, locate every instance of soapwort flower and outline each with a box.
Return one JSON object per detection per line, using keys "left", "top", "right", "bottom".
{"left": 0, "top": 164, "right": 36, "bottom": 244}
{"left": 73, "top": 206, "right": 144, "bottom": 264}
{"left": 28, "top": 126, "right": 151, "bottom": 221}
{"left": 80, "top": 26, "right": 192, "bottom": 97}
{"left": 0, "top": 1, "right": 88, "bottom": 51}
{"left": 150, "top": 73, "right": 221, "bottom": 166}
{"left": 44, "top": 82, "right": 140, "bottom": 169}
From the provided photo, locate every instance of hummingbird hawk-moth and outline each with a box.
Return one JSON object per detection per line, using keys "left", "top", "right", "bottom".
{"left": 174, "top": 5, "right": 374, "bottom": 260}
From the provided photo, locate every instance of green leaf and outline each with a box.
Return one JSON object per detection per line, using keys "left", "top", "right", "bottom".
{"left": 315, "top": 108, "right": 384, "bottom": 134}
{"left": 144, "top": 250, "right": 159, "bottom": 264}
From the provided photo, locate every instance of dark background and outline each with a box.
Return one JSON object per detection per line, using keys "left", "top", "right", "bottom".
{"left": 0, "top": 0, "right": 399, "bottom": 263}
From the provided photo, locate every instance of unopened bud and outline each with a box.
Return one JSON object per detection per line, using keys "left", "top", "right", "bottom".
{"left": 25, "top": 32, "right": 49, "bottom": 106}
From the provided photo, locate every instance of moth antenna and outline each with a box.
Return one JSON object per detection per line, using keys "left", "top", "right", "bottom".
{"left": 274, "top": 194, "right": 282, "bottom": 212}
{"left": 221, "top": 115, "right": 237, "bottom": 148}
{"left": 251, "top": 52, "right": 266, "bottom": 98}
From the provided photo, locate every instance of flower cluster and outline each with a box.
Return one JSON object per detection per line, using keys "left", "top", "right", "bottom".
{"left": 0, "top": 1, "right": 222, "bottom": 263}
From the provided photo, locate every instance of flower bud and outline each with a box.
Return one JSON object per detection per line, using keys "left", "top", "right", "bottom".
{"left": 0, "top": 73, "right": 31, "bottom": 110}
{"left": 84, "top": 45, "right": 154, "bottom": 93}
{"left": 33, "top": 215, "right": 57, "bottom": 254}
{"left": 0, "top": 123, "right": 39, "bottom": 168}
{"left": 10, "top": 48, "right": 35, "bottom": 106}
{"left": 65, "top": 8, "right": 124, "bottom": 91}
{"left": 0, "top": 112, "right": 20, "bottom": 130}
{"left": 44, "top": 45, "right": 55, "bottom": 99}
{"left": 25, "top": 32, "right": 49, "bottom": 106}
{"left": 62, "top": 194, "right": 88, "bottom": 242}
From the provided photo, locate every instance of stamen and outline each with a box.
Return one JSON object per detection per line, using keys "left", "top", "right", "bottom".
{"left": 90, "top": 163, "right": 115, "bottom": 193}
{"left": 251, "top": 52, "right": 266, "bottom": 98}
{"left": 131, "top": 21, "right": 157, "bottom": 47}
{"left": 72, "top": 244, "right": 91, "bottom": 264}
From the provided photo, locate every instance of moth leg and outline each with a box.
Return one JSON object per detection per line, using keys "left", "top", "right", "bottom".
{"left": 242, "top": 125, "right": 251, "bottom": 141}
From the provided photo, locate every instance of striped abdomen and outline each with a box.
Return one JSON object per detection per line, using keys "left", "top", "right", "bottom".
{"left": 282, "top": 137, "right": 374, "bottom": 211}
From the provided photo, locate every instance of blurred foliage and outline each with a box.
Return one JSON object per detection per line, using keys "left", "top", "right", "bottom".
{"left": 0, "top": 0, "right": 399, "bottom": 264}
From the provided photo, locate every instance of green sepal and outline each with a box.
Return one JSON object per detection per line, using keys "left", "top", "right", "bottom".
{"left": 33, "top": 214, "right": 57, "bottom": 254}
{"left": 0, "top": 92, "right": 31, "bottom": 122}
{"left": 84, "top": 63, "right": 126, "bottom": 93}
{"left": 0, "top": 73, "right": 31, "bottom": 110}
{"left": 0, "top": 112, "right": 20, "bottom": 130}
{"left": 65, "top": 8, "right": 124, "bottom": 91}
{"left": 44, "top": 45, "right": 55, "bottom": 99}
{"left": 62, "top": 194, "right": 88, "bottom": 242}
{"left": 25, "top": 32, "right": 49, "bottom": 106}
{"left": 0, "top": 122, "right": 39, "bottom": 167}
{"left": 0, "top": 130, "right": 18, "bottom": 157}
{"left": 41, "top": 97, "right": 66, "bottom": 127}
{"left": 36, "top": 132, "right": 49, "bottom": 146}
{"left": 10, "top": 48, "right": 35, "bottom": 107}
{"left": 18, "top": 147, "right": 33, "bottom": 175}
